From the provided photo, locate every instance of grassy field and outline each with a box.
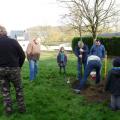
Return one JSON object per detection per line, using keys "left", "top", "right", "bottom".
{"left": 0, "top": 52, "right": 120, "bottom": 120}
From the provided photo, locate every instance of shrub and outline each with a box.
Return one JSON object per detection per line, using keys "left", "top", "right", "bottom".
{"left": 72, "top": 37, "right": 120, "bottom": 56}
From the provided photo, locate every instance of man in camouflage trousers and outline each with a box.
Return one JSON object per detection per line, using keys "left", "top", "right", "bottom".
{"left": 0, "top": 25, "right": 26, "bottom": 115}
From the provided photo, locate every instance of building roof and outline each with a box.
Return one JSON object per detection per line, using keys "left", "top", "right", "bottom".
{"left": 98, "top": 32, "right": 120, "bottom": 37}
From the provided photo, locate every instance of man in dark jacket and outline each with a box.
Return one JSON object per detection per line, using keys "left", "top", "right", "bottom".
{"left": 74, "top": 40, "right": 89, "bottom": 81}
{"left": 105, "top": 57, "right": 120, "bottom": 111}
{"left": 0, "top": 25, "right": 26, "bottom": 115}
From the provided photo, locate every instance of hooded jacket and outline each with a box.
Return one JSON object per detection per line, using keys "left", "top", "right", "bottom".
{"left": 105, "top": 68, "right": 120, "bottom": 95}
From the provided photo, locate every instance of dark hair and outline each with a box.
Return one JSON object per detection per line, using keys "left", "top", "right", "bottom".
{"left": 59, "top": 46, "right": 64, "bottom": 52}
{"left": 96, "top": 39, "right": 101, "bottom": 42}
{"left": 113, "top": 57, "right": 120, "bottom": 67}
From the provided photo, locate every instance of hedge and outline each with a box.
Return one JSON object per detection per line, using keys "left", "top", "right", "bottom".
{"left": 72, "top": 37, "right": 120, "bottom": 56}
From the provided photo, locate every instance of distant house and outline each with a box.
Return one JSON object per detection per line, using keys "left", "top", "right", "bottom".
{"left": 9, "top": 30, "right": 29, "bottom": 51}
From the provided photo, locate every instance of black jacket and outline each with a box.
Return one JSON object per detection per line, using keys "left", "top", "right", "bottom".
{"left": 74, "top": 44, "right": 89, "bottom": 63}
{"left": 105, "top": 68, "right": 120, "bottom": 95}
{"left": 0, "top": 36, "right": 25, "bottom": 67}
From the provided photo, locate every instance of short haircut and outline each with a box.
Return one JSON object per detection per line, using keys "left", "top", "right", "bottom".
{"left": 0, "top": 25, "right": 7, "bottom": 36}
{"left": 96, "top": 39, "right": 101, "bottom": 42}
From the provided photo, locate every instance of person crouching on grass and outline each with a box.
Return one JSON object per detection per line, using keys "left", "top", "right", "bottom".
{"left": 73, "top": 55, "right": 102, "bottom": 93}
{"left": 105, "top": 57, "right": 120, "bottom": 111}
{"left": 57, "top": 47, "right": 67, "bottom": 74}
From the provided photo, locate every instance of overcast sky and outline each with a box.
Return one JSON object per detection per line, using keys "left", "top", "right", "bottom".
{"left": 0, "top": 0, "right": 120, "bottom": 32}
{"left": 0, "top": 0, "right": 65, "bottom": 32}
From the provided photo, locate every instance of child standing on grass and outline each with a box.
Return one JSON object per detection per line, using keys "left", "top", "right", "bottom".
{"left": 105, "top": 57, "right": 120, "bottom": 111}
{"left": 57, "top": 47, "right": 67, "bottom": 74}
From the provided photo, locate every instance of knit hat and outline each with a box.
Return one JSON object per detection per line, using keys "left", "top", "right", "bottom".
{"left": 113, "top": 57, "right": 120, "bottom": 67}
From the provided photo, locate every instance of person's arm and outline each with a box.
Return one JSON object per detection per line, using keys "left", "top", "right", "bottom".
{"left": 74, "top": 47, "right": 79, "bottom": 57}
{"left": 65, "top": 54, "right": 67, "bottom": 65}
{"left": 90, "top": 45, "right": 94, "bottom": 55}
{"left": 102, "top": 45, "right": 105, "bottom": 58}
{"left": 26, "top": 43, "right": 32, "bottom": 55}
{"left": 15, "top": 41, "right": 25, "bottom": 67}
{"left": 84, "top": 45, "right": 89, "bottom": 54}
{"left": 57, "top": 54, "right": 60, "bottom": 64}
{"left": 26, "top": 43, "right": 33, "bottom": 60}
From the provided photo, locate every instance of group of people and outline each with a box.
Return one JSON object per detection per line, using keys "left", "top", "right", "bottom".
{"left": 57, "top": 39, "right": 106, "bottom": 91}
{"left": 56, "top": 39, "right": 120, "bottom": 111}
{"left": 74, "top": 40, "right": 120, "bottom": 111}
{"left": 74, "top": 39, "right": 105, "bottom": 91}
{"left": 0, "top": 24, "right": 119, "bottom": 116}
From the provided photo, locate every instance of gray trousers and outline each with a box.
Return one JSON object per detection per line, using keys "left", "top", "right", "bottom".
{"left": 111, "top": 95, "right": 120, "bottom": 109}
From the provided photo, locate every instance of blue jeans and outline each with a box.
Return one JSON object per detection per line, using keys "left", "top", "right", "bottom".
{"left": 79, "top": 60, "right": 102, "bottom": 89}
{"left": 29, "top": 59, "right": 38, "bottom": 80}
{"left": 77, "top": 61, "right": 86, "bottom": 81}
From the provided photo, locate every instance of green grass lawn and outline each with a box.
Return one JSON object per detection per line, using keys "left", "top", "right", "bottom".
{"left": 0, "top": 52, "right": 120, "bottom": 120}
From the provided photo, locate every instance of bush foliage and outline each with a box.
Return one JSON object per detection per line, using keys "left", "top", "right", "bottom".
{"left": 72, "top": 37, "right": 120, "bottom": 56}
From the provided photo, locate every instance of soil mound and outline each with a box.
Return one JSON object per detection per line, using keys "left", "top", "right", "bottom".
{"left": 71, "top": 80, "right": 110, "bottom": 103}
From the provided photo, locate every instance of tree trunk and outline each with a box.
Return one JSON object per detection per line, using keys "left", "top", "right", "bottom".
{"left": 92, "top": 32, "right": 97, "bottom": 43}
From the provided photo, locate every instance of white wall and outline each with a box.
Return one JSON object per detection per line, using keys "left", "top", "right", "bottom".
{"left": 18, "top": 41, "right": 29, "bottom": 52}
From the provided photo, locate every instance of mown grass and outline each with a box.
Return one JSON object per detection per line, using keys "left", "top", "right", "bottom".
{"left": 0, "top": 52, "right": 120, "bottom": 120}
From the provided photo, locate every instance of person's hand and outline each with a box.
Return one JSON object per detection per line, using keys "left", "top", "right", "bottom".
{"left": 79, "top": 55, "right": 82, "bottom": 58}
{"left": 80, "top": 48, "right": 84, "bottom": 52}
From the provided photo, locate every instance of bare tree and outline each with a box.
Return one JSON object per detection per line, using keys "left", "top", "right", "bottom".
{"left": 58, "top": 0, "right": 120, "bottom": 41}
{"left": 59, "top": 1, "right": 84, "bottom": 39}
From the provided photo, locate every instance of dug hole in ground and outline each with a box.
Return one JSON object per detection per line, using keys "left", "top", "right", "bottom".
{"left": 70, "top": 76, "right": 110, "bottom": 103}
